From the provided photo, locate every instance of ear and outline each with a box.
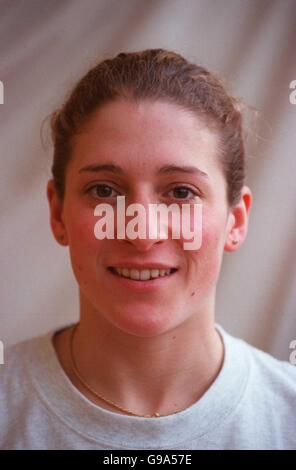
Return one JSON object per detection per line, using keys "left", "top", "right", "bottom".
{"left": 46, "top": 179, "right": 69, "bottom": 246}
{"left": 224, "top": 185, "right": 252, "bottom": 252}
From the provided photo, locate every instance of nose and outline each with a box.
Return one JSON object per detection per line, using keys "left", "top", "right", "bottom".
{"left": 116, "top": 195, "right": 168, "bottom": 252}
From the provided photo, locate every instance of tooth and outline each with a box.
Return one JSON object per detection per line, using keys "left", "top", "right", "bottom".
{"left": 130, "top": 269, "right": 140, "bottom": 280}
{"left": 113, "top": 267, "right": 175, "bottom": 280}
{"left": 140, "top": 269, "right": 151, "bottom": 280}
{"left": 150, "top": 269, "right": 160, "bottom": 278}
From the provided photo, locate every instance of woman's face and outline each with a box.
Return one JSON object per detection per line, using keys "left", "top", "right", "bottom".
{"left": 48, "top": 99, "right": 248, "bottom": 337}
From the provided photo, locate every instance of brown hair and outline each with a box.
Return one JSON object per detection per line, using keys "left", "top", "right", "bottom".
{"left": 50, "top": 48, "right": 246, "bottom": 205}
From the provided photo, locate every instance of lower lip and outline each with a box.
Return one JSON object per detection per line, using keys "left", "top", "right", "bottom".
{"left": 106, "top": 268, "right": 178, "bottom": 292}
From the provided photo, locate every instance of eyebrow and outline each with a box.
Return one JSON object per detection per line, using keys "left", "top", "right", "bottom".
{"left": 78, "top": 163, "right": 209, "bottom": 178}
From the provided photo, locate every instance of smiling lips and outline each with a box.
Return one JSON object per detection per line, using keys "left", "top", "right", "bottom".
{"left": 108, "top": 267, "right": 178, "bottom": 281}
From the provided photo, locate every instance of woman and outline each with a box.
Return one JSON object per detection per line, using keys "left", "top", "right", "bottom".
{"left": 1, "top": 48, "right": 295, "bottom": 450}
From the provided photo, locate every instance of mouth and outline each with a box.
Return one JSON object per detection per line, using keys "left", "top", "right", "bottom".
{"left": 107, "top": 266, "right": 178, "bottom": 282}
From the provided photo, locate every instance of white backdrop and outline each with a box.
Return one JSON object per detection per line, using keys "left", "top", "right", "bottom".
{"left": 0, "top": 0, "right": 295, "bottom": 360}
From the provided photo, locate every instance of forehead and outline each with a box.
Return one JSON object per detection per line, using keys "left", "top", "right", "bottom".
{"left": 70, "top": 99, "right": 221, "bottom": 176}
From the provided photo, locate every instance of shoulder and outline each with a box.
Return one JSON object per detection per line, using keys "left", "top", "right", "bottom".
{"left": 0, "top": 333, "right": 54, "bottom": 428}
{"left": 223, "top": 328, "right": 296, "bottom": 408}
{"left": 243, "top": 338, "right": 296, "bottom": 390}
{"left": 0, "top": 336, "right": 35, "bottom": 391}
{"left": 215, "top": 327, "right": 296, "bottom": 448}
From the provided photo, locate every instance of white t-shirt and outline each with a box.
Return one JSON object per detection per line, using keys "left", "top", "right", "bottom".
{"left": 0, "top": 325, "right": 295, "bottom": 450}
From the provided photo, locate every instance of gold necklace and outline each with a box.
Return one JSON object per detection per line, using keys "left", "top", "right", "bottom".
{"left": 69, "top": 324, "right": 186, "bottom": 419}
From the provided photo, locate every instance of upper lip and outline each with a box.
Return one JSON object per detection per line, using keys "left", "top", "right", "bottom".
{"left": 107, "top": 263, "right": 178, "bottom": 270}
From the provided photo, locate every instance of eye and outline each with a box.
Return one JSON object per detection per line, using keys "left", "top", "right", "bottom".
{"left": 167, "top": 186, "right": 200, "bottom": 200}
{"left": 86, "top": 184, "right": 119, "bottom": 199}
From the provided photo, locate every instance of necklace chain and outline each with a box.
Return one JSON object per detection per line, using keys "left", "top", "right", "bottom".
{"left": 68, "top": 324, "right": 186, "bottom": 418}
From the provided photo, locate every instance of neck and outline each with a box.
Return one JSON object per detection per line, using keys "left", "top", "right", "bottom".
{"left": 55, "top": 293, "right": 224, "bottom": 417}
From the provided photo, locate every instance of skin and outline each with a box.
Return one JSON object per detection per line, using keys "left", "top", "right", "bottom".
{"left": 47, "top": 99, "right": 252, "bottom": 417}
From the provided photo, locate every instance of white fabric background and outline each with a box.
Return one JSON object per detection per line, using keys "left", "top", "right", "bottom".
{"left": 0, "top": 0, "right": 295, "bottom": 360}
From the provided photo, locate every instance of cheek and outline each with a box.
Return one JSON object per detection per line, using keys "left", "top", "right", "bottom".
{"left": 65, "top": 202, "right": 99, "bottom": 245}
{"left": 201, "top": 203, "right": 227, "bottom": 250}
{"left": 70, "top": 217, "right": 98, "bottom": 251}
{"left": 187, "top": 212, "right": 225, "bottom": 292}
{"left": 201, "top": 221, "right": 221, "bottom": 249}
{"left": 65, "top": 209, "right": 102, "bottom": 280}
